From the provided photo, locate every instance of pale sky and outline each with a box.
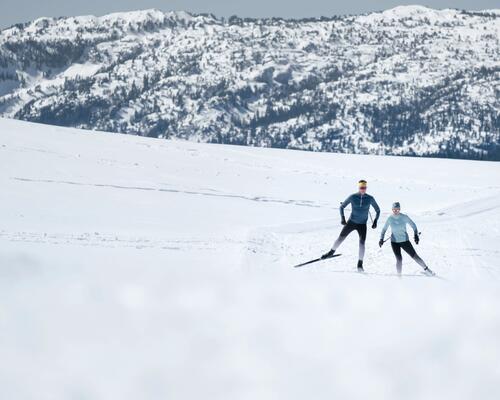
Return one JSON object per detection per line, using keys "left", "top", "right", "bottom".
{"left": 1, "top": 0, "right": 498, "bottom": 29}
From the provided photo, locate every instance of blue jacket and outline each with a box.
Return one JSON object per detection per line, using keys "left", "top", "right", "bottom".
{"left": 380, "top": 213, "right": 418, "bottom": 243}
{"left": 340, "top": 193, "right": 380, "bottom": 224}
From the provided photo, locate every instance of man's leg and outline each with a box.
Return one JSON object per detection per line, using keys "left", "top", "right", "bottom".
{"left": 356, "top": 224, "right": 367, "bottom": 262}
{"left": 391, "top": 242, "right": 403, "bottom": 274}
{"left": 322, "top": 222, "right": 355, "bottom": 259}
{"left": 332, "top": 222, "right": 355, "bottom": 251}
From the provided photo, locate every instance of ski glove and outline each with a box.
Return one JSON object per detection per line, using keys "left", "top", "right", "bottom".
{"left": 414, "top": 233, "right": 420, "bottom": 244}
{"left": 372, "top": 220, "right": 378, "bottom": 229}
{"left": 341, "top": 216, "right": 347, "bottom": 225}
{"left": 379, "top": 239, "right": 384, "bottom": 248}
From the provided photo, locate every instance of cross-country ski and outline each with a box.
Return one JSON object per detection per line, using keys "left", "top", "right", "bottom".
{"left": 293, "top": 253, "right": 342, "bottom": 268}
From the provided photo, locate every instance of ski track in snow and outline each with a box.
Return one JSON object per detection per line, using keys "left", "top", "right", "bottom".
{"left": 12, "top": 176, "right": 333, "bottom": 209}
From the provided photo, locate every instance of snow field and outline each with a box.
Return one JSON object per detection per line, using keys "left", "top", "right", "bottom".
{"left": 1, "top": 117, "right": 500, "bottom": 399}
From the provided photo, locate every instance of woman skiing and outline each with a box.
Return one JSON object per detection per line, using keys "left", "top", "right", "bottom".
{"left": 379, "top": 202, "right": 434, "bottom": 276}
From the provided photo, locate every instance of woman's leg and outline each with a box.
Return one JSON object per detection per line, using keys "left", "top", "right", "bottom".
{"left": 400, "top": 241, "right": 428, "bottom": 269}
{"left": 391, "top": 242, "right": 403, "bottom": 274}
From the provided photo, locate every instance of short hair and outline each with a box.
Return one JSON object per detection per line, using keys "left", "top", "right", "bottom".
{"left": 358, "top": 179, "right": 367, "bottom": 185}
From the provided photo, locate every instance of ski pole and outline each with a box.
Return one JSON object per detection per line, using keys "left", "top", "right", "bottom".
{"left": 382, "top": 232, "right": 421, "bottom": 244}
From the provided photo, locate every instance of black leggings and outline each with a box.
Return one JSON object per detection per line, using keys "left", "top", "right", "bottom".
{"left": 332, "top": 221, "right": 367, "bottom": 261}
{"left": 391, "top": 241, "right": 428, "bottom": 273}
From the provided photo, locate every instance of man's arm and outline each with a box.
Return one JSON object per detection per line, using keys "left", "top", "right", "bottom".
{"left": 371, "top": 197, "right": 381, "bottom": 221}
{"left": 370, "top": 197, "right": 381, "bottom": 228}
{"left": 339, "top": 195, "right": 352, "bottom": 223}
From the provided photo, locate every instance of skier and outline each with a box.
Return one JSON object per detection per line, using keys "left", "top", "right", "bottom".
{"left": 379, "top": 202, "right": 434, "bottom": 276}
{"left": 321, "top": 179, "right": 380, "bottom": 272}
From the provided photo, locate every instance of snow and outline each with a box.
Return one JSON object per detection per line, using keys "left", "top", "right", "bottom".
{"left": 1, "top": 117, "right": 500, "bottom": 399}
{"left": 61, "top": 63, "right": 102, "bottom": 79}
{"left": 99, "top": 9, "right": 166, "bottom": 24}
{"left": 357, "top": 5, "right": 461, "bottom": 24}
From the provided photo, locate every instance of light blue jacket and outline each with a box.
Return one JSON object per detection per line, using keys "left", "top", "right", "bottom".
{"left": 340, "top": 193, "right": 380, "bottom": 224}
{"left": 380, "top": 213, "right": 418, "bottom": 243}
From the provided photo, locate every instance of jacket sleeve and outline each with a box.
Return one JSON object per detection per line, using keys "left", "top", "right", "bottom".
{"left": 380, "top": 217, "right": 391, "bottom": 240}
{"left": 339, "top": 195, "right": 352, "bottom": 220}
{"left": 371, "top": 197, "right": 381, "bottom": 220}
{"left": 406, "top": 215, "right": 418, "bottom": 235}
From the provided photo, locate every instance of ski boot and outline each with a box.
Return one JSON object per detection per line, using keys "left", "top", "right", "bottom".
{"left": 321, "top": 249, "right": 336, "bottom": 260}
{"left": 357, "top": 260, "right": 364, "bottom": 272}
{"left": 423, "top": 267, "right": 435, "bottom": 276}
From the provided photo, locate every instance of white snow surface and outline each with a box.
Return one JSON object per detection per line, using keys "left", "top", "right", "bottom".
{"left": 1, "top": 117, "right": 500, "bottom": 399}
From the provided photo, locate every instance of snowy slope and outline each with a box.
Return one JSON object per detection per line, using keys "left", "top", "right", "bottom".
{"left": 1, "top": 117, "right": 500, "bottom": 399}
{"left": 0, "top": 6, "right": 499, "bottom": 159}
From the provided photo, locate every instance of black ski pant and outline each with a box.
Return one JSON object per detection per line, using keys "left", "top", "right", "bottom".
{"left": 332, "top": 221, "right": 367, "bottom": 261}
{"left": 391, "top": 241, "right": 428, "bottom": 273}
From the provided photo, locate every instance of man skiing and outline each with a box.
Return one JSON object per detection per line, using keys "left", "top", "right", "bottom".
{"left": 379, "top": 202, "right": 434, "bottom": 276}
{"left": 321, "top": 179, "right": 380, "bottom": 272}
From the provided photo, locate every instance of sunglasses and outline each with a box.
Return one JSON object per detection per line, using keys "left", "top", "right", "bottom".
{"left": 359, "top": 186, "right": 367, "bottom": 190}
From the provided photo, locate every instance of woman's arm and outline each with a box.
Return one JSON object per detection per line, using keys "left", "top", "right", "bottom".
{"left": 405, "top": 214, "right": 418, "bottom": 235}
{"left": 380, "top": 217, "right": 391, "bottom": 240}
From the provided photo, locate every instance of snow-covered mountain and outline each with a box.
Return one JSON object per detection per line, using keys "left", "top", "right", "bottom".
{"left": 2, "top": 117, "right": 500, "bottom": 399}
{"left": 0, "top": 6, "right": 499, "bottom": 159}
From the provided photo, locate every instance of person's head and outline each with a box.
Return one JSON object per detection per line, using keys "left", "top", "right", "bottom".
{"left": 358, "top": 179, "right": 367, "bottom": 194}
{"left": 392, "top": 202, "right": 401, "bottom": 215}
